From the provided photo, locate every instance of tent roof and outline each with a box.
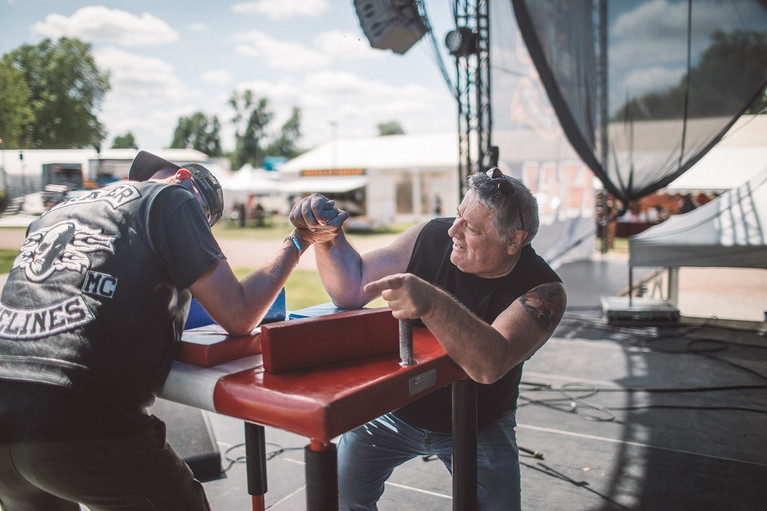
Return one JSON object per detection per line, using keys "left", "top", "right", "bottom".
{"left": 630, "top": 166, "right": 767, "bottom": 269}
{"left": 280, "top": 176, "right": 367, "bottom": 194}
{"left": 221, "top": 166, "right": 280, "bottom": 193}
{"left": 665, "top": 116, "right": 767, "bottom": 193}
{"left": 0, "top": 148, "right": 211, "bottom": 178}
{"left": 281, "top": 133, "right": 458, "bottom": 175}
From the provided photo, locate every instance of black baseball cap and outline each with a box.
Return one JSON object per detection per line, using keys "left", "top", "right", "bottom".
{"left": 129, "top": 150, "right": 224, "bottom": 226}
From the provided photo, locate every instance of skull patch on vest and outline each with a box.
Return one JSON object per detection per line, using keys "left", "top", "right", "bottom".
{"left": 13, "top": 220, "right": 116, "bottom": 283}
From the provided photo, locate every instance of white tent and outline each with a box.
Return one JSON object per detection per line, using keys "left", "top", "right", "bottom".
{"left": 223, "top": 166, "right": 280, "bottom": 191}
{"left": 630, "top": 166, "right": 767, "bottom": 269}
{"left": 220, "top": 165, "right": 281, "bottom": 209}
{"left": 665, "top": 116, "right": 767, "bottom": 194}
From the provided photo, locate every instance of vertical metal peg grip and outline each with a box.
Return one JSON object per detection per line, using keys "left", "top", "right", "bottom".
{"left": 399, "top": 319, "right": 415, "bottom": 366}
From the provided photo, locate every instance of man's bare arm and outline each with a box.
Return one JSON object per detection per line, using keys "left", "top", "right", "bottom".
{"left": 189, "top": 237, "right": 302, "bottom": 336}
{"left": 366, "top": 275, "right": 566, "bottom": 384}
{"left": 313, "top": 224, "right": 423, "bottom": 309}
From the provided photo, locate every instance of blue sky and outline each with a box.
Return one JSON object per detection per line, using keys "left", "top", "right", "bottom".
{"left": 0, "top": 0, "right": 458, "bottom": 153}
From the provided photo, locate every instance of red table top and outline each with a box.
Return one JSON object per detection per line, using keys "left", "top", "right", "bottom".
{"left": 210, "top": 327, "right": 465, "bottom": 442}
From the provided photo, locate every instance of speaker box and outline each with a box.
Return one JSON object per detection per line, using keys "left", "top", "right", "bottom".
{"left": 149, "top": 398, "right": 222, "bottom": 482}
{"left": 354, "top": 0, "right": 427, "bottom": 54}
{"left": 601, "top": 296, "right": 680, "bottom": 326}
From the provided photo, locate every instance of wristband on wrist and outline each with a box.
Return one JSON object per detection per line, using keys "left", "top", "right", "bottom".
{"left": 285, "top": 235, "right": 302, "bottom": 258}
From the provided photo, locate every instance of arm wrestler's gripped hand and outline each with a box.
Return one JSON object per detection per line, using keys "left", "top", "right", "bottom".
{"left": 363, "top": 273, "right": 435, "bottom": 320}
{"left": 289, "top": 193, "right": 349, "bottom": 245}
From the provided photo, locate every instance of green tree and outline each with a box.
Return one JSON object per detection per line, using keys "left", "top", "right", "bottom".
{"left": 171, "top": 112, "right": 222, "bottom": 156}
{"left": 264, "top": 106, "right": 303, "bottom": 159}
{"left": 111, "top": 132, "right": 137, "bottom": 149}
{"left": 377, "top": 121, "right": 405, "bottom": 136}
{"left": 4, "top": 37, "right": 110, "bottom": 148}
{"left": 0, "top": 56, "right": 35, "bottom": 148}
{"left": 229, "top": 90, "right": 273, "bottom": 169}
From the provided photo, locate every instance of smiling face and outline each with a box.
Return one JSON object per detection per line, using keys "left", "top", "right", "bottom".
{"left": 447, "top": 190, "right": 520, "bottom": 278}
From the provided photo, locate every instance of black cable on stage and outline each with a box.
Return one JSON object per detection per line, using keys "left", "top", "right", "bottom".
{"left": 222, "top": 442, "right": 303, "bottom": 473}
{"left": 611, "top": 404, "right": 767, "bottom": 414}
{"left": 555, "top": 311, "right": 767, "bottom": 382}
{"left": 520, "top": 381, "right": 767, "bottom": 393}
{"left": 518, "top": 375, "right": 767, "bottom": 422}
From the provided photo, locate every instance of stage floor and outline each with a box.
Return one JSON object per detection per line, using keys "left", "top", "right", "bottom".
{"left": 154, "top": 255, "right": 766, "bottom": 510}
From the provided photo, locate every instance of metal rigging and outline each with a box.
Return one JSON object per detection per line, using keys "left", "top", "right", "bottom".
{"left": 448, "top": 0, "right": 492, "bottom": 198}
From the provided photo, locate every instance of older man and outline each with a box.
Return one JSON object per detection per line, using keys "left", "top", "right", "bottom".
{"left": 290, "top": 167, "right": 566, "bottom": 510}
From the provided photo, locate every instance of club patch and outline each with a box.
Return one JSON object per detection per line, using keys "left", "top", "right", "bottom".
{"left": 12, "top": 220, "right": 116, "bottom": 283}
{"left": 82, "top": 271, "right": 118, "bottom": 298}
{"left": 0, "top": 296, "right": 95, "bottom": 339}
{"left": 51, "top": 183, "right": 141, "bottom": 210}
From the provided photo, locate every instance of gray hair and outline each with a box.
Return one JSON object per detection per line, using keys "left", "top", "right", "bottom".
{"left": 467, "top": 170, "right": 539, "bottom": 245}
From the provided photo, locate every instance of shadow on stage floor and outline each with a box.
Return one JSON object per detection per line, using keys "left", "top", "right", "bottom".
{"left": 153, "top": 256, "right": 766, "bottom": 510}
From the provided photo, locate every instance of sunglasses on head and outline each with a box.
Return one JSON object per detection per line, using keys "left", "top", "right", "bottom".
{"left": 485, "top": 167, "right": 526, "bottom": 232}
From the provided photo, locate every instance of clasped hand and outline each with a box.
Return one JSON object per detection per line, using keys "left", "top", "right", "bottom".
{"left": 289, "top": 193, "right": 349, "bottom": 244}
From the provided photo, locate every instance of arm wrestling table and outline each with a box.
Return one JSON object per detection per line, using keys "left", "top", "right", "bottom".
{"left": 160, "top": 307, "right": 477, "bottom": 511}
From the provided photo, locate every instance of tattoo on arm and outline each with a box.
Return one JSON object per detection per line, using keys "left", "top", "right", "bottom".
{"left": 519, "top": 283, "right": 566, "bottom": 331}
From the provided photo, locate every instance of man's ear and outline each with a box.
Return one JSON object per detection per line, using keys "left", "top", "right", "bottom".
{"left": 507, "top": 230, "right": 527, "bottom": 254}
{"left": 175, "top": 168, "right": 192, "bottom": 182}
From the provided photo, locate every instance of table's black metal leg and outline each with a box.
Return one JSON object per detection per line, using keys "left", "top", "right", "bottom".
{"left": 245, "top": 422, "right": 268, "bottom": 511}
{"left": 452, "top": 379, "right": 478, "bottom": 510}
{"left": 305, "top": 440, "right": 338, "bottom": 511}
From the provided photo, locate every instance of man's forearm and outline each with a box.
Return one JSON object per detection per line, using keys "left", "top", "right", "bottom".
{"left": 419, "top": 288, "right": 513, "bottom": 384}
{"left": 314, "top": 233, "right": 372, "bottom": 309}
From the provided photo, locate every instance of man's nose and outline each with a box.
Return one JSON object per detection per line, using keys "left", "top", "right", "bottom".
{"left": 447, "top": 218, "right": 462, "bottom": 237}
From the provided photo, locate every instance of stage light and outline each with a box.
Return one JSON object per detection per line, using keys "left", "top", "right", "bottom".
{"left": 354, "top": 0, "right": 428, "bottom": 55}
{"left": 445, "top": 27, "right": 477, "bottom": 57}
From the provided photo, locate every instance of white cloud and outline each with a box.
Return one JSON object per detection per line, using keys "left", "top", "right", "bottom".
{"left": 226, "top": 69, "right": 450, "bottom": 146}
{"left": 232, "top": 0, "right": 328, "bottom": 21}
{"left": 610, "top": 0, "right": 765, "bottom": 70}
{"left": 299, "top": 70, "right": 443, "bottom": 140}
{"left": 187, "top": 22, "right": 206, "bottom": 32}
{"left": 102, "top": 101, "right": 190, "bottom": 149}
{"left": 32, "top": 6, "right": 178, "bottom": 47}
{"left": 614, "top": 0, "right": 762, "bottom": 39}
{"left": 313, "top": 30, "right": 384, "bottom": 61}
{"left": 95, "top": 46, "right": 189, "bottom": 101}
{"left": 201, "top": 69, "right": 233, "bottom": 85}
{"left": 231, "top": 30, "right": 330, "bottom": 70}
{"left": 620, "top": 65, "right": 685, "bottom": 98}
{"left": 612, "top": 0, "right": 690, "bottom": 39}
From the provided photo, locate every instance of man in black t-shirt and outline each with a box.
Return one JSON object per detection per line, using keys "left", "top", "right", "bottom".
{"left": 0, "top": 151, "right": 347, "bottom": 511}
{"left": 291, "top": 168, "right": 566, "bottom": 510}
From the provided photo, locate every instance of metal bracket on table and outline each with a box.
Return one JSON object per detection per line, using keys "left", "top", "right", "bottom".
{"left": 399, "top": 319, "right": 416, "bottom": 366}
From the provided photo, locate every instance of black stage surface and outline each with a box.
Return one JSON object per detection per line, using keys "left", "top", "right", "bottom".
{"left": 148, "top": 256, "right": 766, "bottom": 511}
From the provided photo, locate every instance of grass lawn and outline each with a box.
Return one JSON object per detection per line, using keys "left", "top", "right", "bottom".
{"left": 0, "top": 250, "right": 17, "bottom": 273}
{"left": 232, "top": 267, "right": 352, "bottom": 311}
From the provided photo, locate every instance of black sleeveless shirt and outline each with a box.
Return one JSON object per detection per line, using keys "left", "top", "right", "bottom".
{"left": 392, "top": 218, "right": 561, "bottom": 432}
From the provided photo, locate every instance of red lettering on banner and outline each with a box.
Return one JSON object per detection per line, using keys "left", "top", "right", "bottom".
{"left": 523, "top": 162, "right": 539, "bottom": 194}
{"left": 519, "top": 160, "right": 595, "bottom": 224}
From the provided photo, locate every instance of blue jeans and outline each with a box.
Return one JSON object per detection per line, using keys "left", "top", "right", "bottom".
{"left": 337, "top": 411, "right": 521, "bottom": 510}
